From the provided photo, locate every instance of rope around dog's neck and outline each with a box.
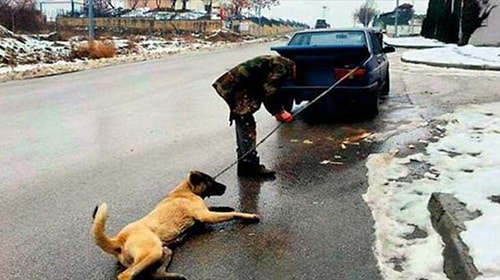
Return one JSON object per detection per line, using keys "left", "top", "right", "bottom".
{"left": 213, "top": 66, "right": 361, "bottom": 180}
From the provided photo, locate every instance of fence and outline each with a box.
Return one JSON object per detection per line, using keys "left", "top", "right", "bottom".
{"left": 56, "top": 17, "right": 299, "bottom": 39}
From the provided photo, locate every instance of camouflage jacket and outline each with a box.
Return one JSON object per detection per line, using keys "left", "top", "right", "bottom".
{"left": 212, "top": 55, "right": 295, "bottom": 116}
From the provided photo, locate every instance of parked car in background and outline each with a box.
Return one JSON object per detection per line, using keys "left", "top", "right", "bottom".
{"left": 314, "top": 19, "right": 330, "bottom": 29}
{"left": 271, "top": 28, "right": 395, "bottom": 120}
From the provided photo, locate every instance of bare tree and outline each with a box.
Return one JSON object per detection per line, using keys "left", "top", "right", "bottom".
{"left": 251, "top": 0, "right": 279, "bottom": 10}
{"left": 155, "top": 0, "right": 161, "bottom": 9}
{"left": 0, "top": 0, "right": 12, "bottom": 26}
{"left": 204, "top": 0, "right": 212, "bottom": 14}
{"left": 170, "top": 0, "right": 176, "bottom": 10}
{"left": 0, "top": 0, "right": 12, "bottom": 11}
{"left": 7, "top": 0, "right": 35, "bottom": 32}
{"left": 0, "top": 0, "right": 42, "bottom": 33}
{"left": 105, "top": 0, "right": 115, "bottom": 9}
{"left": 228, "top": 0, "right": 246, "bottom": 16}
{"left": 225, "top": 0, "right": 279, "bottom": 17}
{"left": 142, "top": 0, "right": 148, "bottom": 8}
{"left": 130, "top": 0, "right": 140, "bottom": 9}
{"left": 354, "top": 2, "right": 378, "bottom": 27}
{"left": 181, "top": 0, "right": 188, "bottom": 10}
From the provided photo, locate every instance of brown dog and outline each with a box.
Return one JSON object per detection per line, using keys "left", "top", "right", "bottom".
{"left": 91, "top": 171, "right": 260, "bottom": 280}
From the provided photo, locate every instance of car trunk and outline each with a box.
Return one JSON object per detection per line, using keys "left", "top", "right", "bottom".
{"left": 272, "top": 45, "right": 370, "bottom": 87}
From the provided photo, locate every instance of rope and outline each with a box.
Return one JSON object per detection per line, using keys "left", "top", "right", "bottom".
{"left": 213, "top": 66, "right": 362, "bottom": 179}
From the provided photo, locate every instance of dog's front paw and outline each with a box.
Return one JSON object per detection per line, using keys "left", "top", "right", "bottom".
{"left": 165, "top": 272, "right": 187, "bottom": 280}
{"left": 244, "top": 214, "right": 260, "bottom": 224}
{"left": 169, "top": 274, "right": 187, "bottom": 280}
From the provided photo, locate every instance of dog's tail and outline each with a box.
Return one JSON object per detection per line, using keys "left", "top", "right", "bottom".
{"left": 91, "top": 203, "right": 121, "bottom": 257}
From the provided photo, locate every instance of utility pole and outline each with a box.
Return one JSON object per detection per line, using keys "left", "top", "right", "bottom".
{"left": 88, "top": 0, "right": 95, "bottom": 40}
{"left": 410, "top": 0, "right": 415, "bottom": 34}
{"left": 394, "top": 0, "right": 399, "bottom": 37}
{"left": 364, "top": 2, "right": 368, "bottom": 26}
{"left": 322, "top": 6, "right": 327, "bottom": 18}
{"left": 256, "top": 0, "right": 262, "bottom": 37}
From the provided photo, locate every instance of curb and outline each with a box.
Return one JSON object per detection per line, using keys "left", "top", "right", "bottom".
{"left": 384, "top": 42, "right": 445, "bottom": 50}
{"left": 427, "top": 192, "right": 482, "bottom": 280}
{"left": 401, "top": 56, "right": 500, "bottom": 71}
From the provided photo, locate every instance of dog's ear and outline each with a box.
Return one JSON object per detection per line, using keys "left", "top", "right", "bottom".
{"left": 188, "top": 171, "right": 204, "bottom": 187}
{"left": 92, "top": 205, "right": 98, "bottom": 220}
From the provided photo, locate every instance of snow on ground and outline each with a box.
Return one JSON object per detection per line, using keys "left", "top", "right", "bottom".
{"left": 0, "top": 25, "right": 263, "bottom": 82}
{"left": 402, "top": 45, "right": 500, "bottom": 69}
{"left": 368, "top": 35, "right": 500, "bottom": 280}
{"left": 385, "top": 35, "right": 500, "bottom": 70}
{"left": 384, "top": 35, "right": 447, "bottom": 48}
{"left": 364, "top": 102, "right": 500, "bottom": 279}
{"left": 0, "top": 25, "right": 71, "bottom": 68}
{"left": 0, "top": 37, "right": 211, "bottom": 80}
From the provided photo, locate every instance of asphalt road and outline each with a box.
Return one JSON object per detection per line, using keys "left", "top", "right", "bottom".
{"left": 6, "top": 41, "right": 499, "bottom": 280}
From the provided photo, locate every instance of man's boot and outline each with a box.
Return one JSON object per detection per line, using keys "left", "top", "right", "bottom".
{"left": 237, "top": 161, "right": 276, "bottom": 178}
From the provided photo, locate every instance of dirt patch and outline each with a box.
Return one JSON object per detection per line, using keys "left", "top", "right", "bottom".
{"left": 204, "top": 30, "right": 252, "bottom": 42}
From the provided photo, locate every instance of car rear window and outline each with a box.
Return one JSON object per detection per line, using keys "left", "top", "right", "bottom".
{"left": 289, "top": 31, "right": 367, "bottom": 46}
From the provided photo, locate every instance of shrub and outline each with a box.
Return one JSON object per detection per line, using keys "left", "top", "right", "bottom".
{"left": 71, "top": 40, "right": 116, "bottom": 60}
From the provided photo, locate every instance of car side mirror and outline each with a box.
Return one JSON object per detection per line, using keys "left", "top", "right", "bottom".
{"left": 383, "top": 46, "right": 396, "bottom": 53}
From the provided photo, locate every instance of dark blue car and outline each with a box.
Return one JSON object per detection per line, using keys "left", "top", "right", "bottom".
{"left": 271, "top": 28, "right": 395, "bottom": 119}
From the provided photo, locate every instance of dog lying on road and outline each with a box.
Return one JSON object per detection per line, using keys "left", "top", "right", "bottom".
{"left": 91, "top": 170, "right": 260, "bottom": 280}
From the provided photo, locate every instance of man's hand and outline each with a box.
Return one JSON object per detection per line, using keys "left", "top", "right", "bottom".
{"left": 275, "top": 110, "right": 293, "bottom": 123}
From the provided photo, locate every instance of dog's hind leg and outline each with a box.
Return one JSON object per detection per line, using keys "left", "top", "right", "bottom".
{"left": 117, "top": 241, "right": 164, "bottom": 280}
{"left": 151, "top": 247, "right": 186, "bottom": 280}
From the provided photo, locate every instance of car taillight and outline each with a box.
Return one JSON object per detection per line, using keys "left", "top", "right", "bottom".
{"left": 334, "top": 68, "right": 366, "bottom": 81}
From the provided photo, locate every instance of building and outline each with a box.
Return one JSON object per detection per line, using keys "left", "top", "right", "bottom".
{"left": 39, "top": 0, "right": 86, "bottom": 21}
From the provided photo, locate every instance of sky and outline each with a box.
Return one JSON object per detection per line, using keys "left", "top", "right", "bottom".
{"left": 262, "top": 0, "right": 430, "bottom": 27}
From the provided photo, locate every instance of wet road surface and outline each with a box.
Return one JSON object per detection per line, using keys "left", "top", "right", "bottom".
{"left": 168, "top": 118, "right": 382, "bottom": 279}
{"left": 6, "top": 41, "right": 498, "bottom": 280}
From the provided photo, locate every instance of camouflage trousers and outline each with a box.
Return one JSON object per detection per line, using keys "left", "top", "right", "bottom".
{"left": 234, "top": 114, "right": 259, "bottom": 164}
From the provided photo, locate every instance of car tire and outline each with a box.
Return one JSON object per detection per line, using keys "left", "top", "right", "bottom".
{"left": 364, "top": 93, "right": 379, "bottom": 119}
{"left": 380, "top": 70, "right": 390, "bottom": 96}
{"left": 281, "top": 94, "right": 294, "bottom": 113}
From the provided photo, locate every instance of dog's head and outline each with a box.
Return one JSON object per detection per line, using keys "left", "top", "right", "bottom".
{"left": 187, "top": 171, "right": 226, "bottom": 198}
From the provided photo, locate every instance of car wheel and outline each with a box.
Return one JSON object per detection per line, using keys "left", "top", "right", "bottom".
{"left": 278, "top": 92, "right": 294, "bottom": 112}
{"left": 283, "top": 95, "right": 294, "bottom": 112}
{"left": 364, "top": 93, "right": 379, "bottom": 119}
{"left": 380, "top": 70, "right": 390, "bottom": 96}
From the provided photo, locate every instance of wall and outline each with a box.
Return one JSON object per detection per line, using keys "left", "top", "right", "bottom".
{"left": 384, "top": 24, "right": 422, "bottom": 36}
{"left": 56, "top": 17, "right": 298, "bottom": 39}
